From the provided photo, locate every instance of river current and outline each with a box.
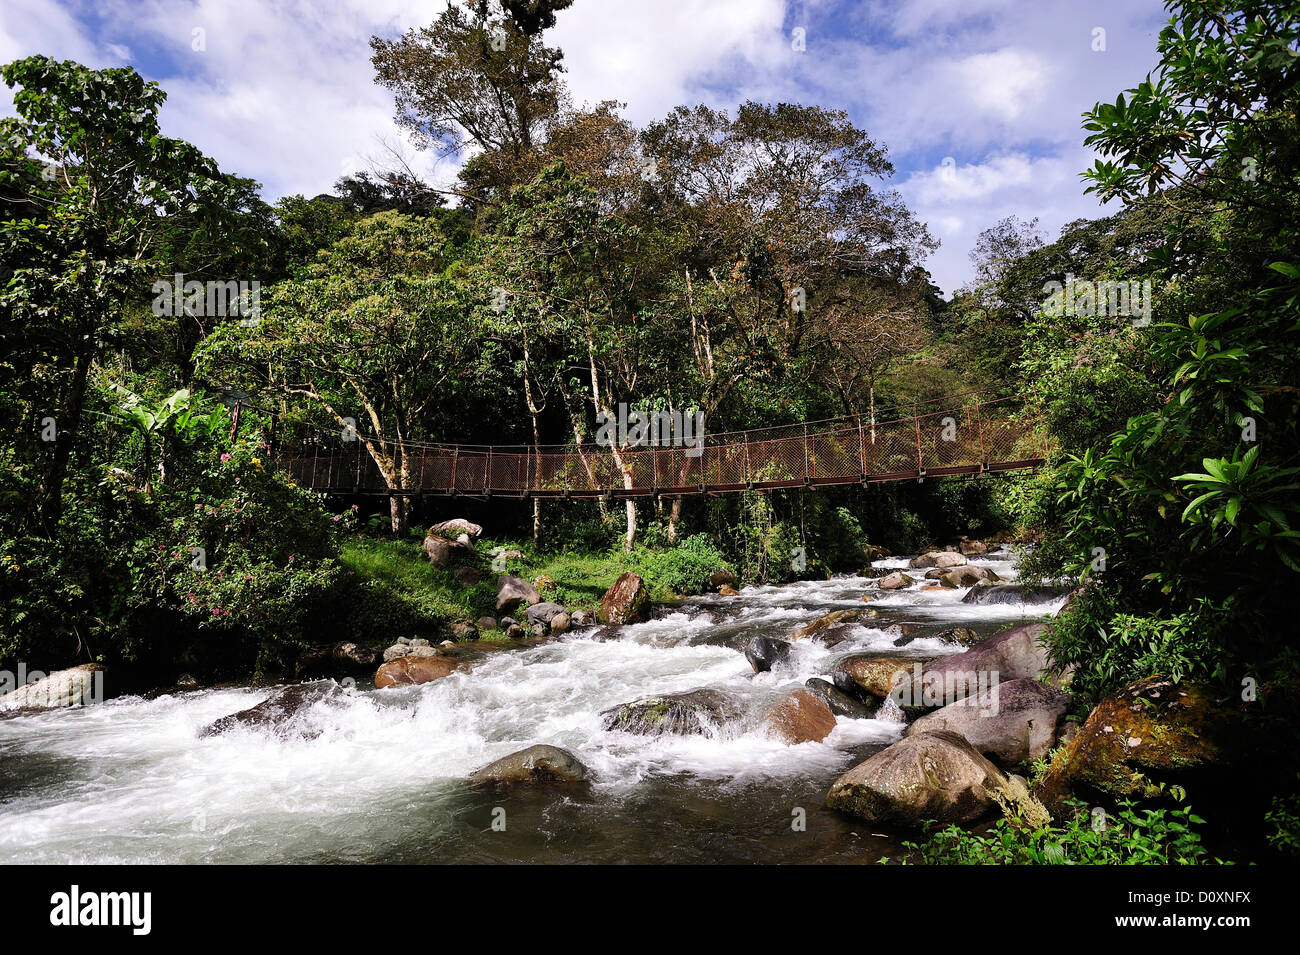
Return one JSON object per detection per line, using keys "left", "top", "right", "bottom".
{"left": 0, "top": 550, "right": 1064, "bottom": 864}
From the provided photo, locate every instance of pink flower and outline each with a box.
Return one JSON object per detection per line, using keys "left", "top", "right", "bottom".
{"left": 221, "top": 453, "right": 231, "bottom": 462}
{"left": 333, "top": 515, "right": 341, "bottom": 522}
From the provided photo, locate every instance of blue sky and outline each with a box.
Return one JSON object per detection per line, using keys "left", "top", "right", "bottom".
{"left": 1, "top": 0, "right": 1171, "bottom": 293}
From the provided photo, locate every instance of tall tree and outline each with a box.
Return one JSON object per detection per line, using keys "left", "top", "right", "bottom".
{"left": 370, "top": 0, "right": 573, "bottom": 203}
{"left": 197, "top": 212, "right": 483, "bottom": 533}
{"left": 0, "top": 56, "right": 264, "bottom": 528}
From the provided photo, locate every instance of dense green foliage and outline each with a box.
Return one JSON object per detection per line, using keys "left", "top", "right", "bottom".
{"left": 891, "top": 800, "right": 1216, "bottom": 865}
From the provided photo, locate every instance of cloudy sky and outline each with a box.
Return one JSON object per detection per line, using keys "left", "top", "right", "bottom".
{"left": 1, "top": 0, "right": 1171, "bottom": 293}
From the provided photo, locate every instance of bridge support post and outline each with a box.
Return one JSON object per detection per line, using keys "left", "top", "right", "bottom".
{"left": 914, "top": 403, "right": 924, "bottom": 473}
{"left": 857, "top": 417, "right": 867, "bottom": 481}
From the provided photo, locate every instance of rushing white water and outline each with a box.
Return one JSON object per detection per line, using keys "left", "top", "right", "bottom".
{"left": 0, "top": 548, "right": 1065, "bottom": 864}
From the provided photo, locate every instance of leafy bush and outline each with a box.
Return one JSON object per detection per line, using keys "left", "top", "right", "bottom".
{"left": 889, "top": 799, "right": 1217, "bottom": 865}
{"left": 631, "top": 533, "right": 731, "bottom": 596}
{"left": 1043, "top": 587, "right": 1225, "bottom": 701}
{"left": 1265, "top": 794, "right": 1300, "bottom": 858}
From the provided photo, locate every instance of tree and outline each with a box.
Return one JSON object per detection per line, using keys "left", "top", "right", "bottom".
{"left": 1032, "top": 0, "right": 1300, "bottom": 695}
{"left": 0, "top": 56, "right": 264, "bottom": 529}
{"left": 642, "top": 102, "right": 937, "bottom": 412}
{"left": 370, "top": 0, "right": 573, "bottom": 203}
{"left": 197, "top": 212, "right": 483, "bottom": 533}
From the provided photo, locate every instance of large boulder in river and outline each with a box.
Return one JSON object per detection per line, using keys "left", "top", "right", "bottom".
{"left": 962, "top": 582, "right": 1066, "bottom": 606}
{"left": 877, "top": 571, "right": 915, "bottom": 590}
{"left": 467, "top": 744, "right": 589, "bottom": 787}
{"left": 496, "top": 575, "right": 541, "bottom": 613}
{"left": 762, "top": 689, "right": 837, "bottom": 744}
{"left": 940, "top": 565, "right": 1002, "bottom": 588}
{"left": 745, "top": 635, "right": 792, "bottom": 673}
{"left": 804, "top": 678, "right": 875, "bottom": 719}
{"left": 896, "top": 622, "right": 1051, "bottom": 708}
{"left": 906, "top": 679, "right": 1073, "bottom": 766}
{"left": 373, "top": 655, "right": 465, "bottom": 689}
{"left": 908, "top": 551, "right": 967, "bottom": 570}
{"left": 601, "top": 688, "right": 742, "bottom": 736}
{"left": 597, "top": 572, "right": 649, "bottom": 625}
{"left": 199, "top": 681, "right": 341, "bottom": 739}
{"left": 1035, "top": 676, "right": 1243, "bottom": 815}
{"left": 826, "top": 730, "right": 1018, "bottom": 826}
{"left": 959, "top": 540, "right": 989, "bottom": 556}
{"left": 0, "top": 663, "right": 105, "bottom": 712}
{"left": 833, "top": 655, "right": 921, "bottom": 699}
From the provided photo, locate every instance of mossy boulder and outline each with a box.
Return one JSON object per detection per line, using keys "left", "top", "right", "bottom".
{"left": 833, "top": 654, "right": 924, "bottom": 699}
{"left": 467, "top": 744, "right": 589, "bottom": 787}
{"left": 1035, "top": 675, "right": 1243, "bottom": 815}
{"left": 600, "top": 688, "right": 741, "bottom": 736}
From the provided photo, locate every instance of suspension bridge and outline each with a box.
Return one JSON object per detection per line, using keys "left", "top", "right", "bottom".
{"left": 273, "top": 394, "right": 1047, "bottom": 499}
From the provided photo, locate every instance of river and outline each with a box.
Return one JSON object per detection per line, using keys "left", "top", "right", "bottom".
{"left": 0, "top": 549, "right": 1064, "bottom": 864}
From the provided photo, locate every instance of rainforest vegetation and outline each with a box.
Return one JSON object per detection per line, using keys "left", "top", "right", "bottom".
{"left": 1, "top": 0, "right": 1298, "bottom": 863}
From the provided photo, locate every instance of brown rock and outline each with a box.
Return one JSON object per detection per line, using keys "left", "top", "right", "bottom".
{"left": 763, "top": 689, "right": 838, "bottom": 744}
{"left": 373, "top": 655, "right": 465, "bottom": 689}
{"left": 877, "top": 571, "right": 915, "bottom": 590}
{"left": 597, "top": 572, "right": 649, "bottom": 625}
{"left": 834, "top": 655, "right": 920, "bottom": 699}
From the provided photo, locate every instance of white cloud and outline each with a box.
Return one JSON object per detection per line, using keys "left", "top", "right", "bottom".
{"left": 1, "top": 0, "right": 1171, "bottom": 292}
{"left": 550, "top": 0, "right": 787, "bottom": 122}
{"left": 900, "top": 148, "right": 1119, "bottom": 293}
{"left": 955, "top": 49, "right": 1050, "bottom": 120}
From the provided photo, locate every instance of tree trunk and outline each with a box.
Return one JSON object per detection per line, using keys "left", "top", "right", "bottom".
{"left": 40, "top": 347, "right": 92, "bottom": 529}
{"left": 624, "top": 498, "right": 637, "bottom": 552}
{"left": 389, "top": 444, "right": 409, "bottom": 534}
{"left": 667, "top": 496, "right": 682, "bottom": 543}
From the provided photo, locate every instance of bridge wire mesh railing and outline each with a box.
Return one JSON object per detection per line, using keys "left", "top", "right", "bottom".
{"left": 273, "top": 395, "right": 1048, "bottom": 496}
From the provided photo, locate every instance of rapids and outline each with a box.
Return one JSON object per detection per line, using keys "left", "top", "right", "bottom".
{"left": 0, "top": 549, "right": 1064, "bottom": 863}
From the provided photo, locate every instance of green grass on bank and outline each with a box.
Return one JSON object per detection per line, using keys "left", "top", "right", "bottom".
{"left": 336, "top": 530, "right": 732, "bottom": 645}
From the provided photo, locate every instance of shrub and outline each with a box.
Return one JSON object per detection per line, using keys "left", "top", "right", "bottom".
{"left": 888, "top": 799, "right": 1217, "bottom": 865}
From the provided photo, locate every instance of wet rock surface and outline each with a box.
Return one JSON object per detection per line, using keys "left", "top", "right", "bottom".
{"left": 601, "top": 688, "right": 743, "bottom": 736}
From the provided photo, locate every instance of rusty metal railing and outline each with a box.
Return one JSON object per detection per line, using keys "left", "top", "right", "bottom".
{"left": 278, "top": 395, "right": 1048, "bottom": 498}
